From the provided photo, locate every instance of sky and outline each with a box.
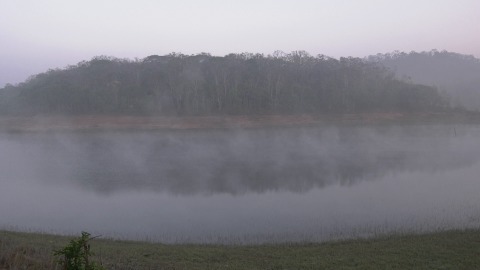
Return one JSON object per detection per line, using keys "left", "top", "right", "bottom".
{"left": 1, "top": 0, "right": 479, "bottom": 87}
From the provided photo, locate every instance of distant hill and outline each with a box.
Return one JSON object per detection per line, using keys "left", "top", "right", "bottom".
{"left": 0, "top": 51, "right": 447, "bottom": 115}
{"left": 368, "top": 50, "right": 480, "bottom": 110}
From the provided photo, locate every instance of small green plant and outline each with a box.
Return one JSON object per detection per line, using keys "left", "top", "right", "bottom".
{"left": 53, "top": 231, "right": 104, "bottom": 270}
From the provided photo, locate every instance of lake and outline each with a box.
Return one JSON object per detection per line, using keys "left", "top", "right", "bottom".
{"left": 1, "top": 124, "right": 480, "bottom": 244}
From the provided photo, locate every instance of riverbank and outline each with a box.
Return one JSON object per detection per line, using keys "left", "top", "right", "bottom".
{"left": 1, "top": 229, "right": 479, "bottom": 269}
{"left": 0, "top": 112, "right": 479, "bottom": 132}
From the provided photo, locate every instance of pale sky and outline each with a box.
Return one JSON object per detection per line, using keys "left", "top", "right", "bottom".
{"left": 1, "top": 0, "right": 479, "bottom": 87}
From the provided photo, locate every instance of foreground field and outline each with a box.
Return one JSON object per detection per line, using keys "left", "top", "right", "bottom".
{"left": 1, "top": 229, "right": 479, "bottom": 269}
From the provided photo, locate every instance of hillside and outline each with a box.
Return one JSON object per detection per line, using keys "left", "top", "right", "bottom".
{"left": 0, "top": 51, "right": 446, "bottom": 116}
{"left": 368, "top": 50, "right": 480, "bottom": 110}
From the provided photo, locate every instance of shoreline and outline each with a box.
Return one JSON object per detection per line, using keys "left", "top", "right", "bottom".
{"left": 0, "top": 112, "right": 479, "bottom": 132}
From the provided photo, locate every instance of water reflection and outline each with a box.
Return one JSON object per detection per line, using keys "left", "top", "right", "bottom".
{"left": 1, "top": 125, "right": 480, "bottom": 195}
{"left": 1, "top": 125, "right": 480, "bottom": 243}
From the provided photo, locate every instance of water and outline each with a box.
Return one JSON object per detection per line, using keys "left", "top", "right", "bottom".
{"left": 1, "top": 124, "right": 480, "bottom": 244}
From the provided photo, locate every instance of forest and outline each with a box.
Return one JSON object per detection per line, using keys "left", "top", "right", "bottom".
{"left": 0, "top": 51, "right": 447, "bottom": 115}
{"left": 368, "top": 50, "right": 480, "bottom": 110}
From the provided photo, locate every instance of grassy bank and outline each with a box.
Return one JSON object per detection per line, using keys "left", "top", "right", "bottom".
{"left": 1, "top": 229, "right": 480, "bottom": 269}
{"left": 1, "top": 112, "right": 480, "bottom": 132}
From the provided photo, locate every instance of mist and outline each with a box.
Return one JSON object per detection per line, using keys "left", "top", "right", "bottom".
{"left": 1, "top": 0, "right": 480, "bottom": 248}
{"left": 370, "top": 50, "right": 480, "bottom": 110}
{"left": 2, "top": 125, "right": 480, "bottom": 243}
{"left": 2, "top": 0, "right": 480, "bottom": 88}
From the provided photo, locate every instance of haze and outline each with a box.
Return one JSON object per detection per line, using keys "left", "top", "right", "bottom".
{"left": 2, "top": 126, "right": 480, "bottom": 243}
{"left": 1, "top": 0, "right": 480, "bottom": 87}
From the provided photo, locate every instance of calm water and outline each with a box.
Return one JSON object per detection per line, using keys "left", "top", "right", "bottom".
{"left": 1, "top": 125, "right": 480, "bottom": 243}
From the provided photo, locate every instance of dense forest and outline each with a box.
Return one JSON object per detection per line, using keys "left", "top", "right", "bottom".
{"left": 368, "top": 50, "right": 480, "bottom": 110}
{"left": 0, "top": 51, "right": 447, "bottom": 115}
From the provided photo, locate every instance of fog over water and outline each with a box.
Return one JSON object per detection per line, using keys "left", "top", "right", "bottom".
{"left": 1, "top": 125, "right": 480, "bottom": 243}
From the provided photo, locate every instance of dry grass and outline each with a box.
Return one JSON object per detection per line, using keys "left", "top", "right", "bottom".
{"left": 0, "top": 112, "right": 479, "bottom": 132}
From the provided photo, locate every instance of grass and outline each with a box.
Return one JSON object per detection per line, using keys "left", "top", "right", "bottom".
{"left": 1, "top": 229, "right": 480, "bottom": 269}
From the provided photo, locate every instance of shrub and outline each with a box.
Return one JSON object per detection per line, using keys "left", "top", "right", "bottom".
{"left": 53, "top": 232, "right": 104, "bottom": 270}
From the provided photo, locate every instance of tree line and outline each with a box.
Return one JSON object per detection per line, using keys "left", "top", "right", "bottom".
{"left": 0, "top": 51, "right": 448, "bottom": 115}
{"left": 368, "top": 49, "right": 480, "bottom": 111}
